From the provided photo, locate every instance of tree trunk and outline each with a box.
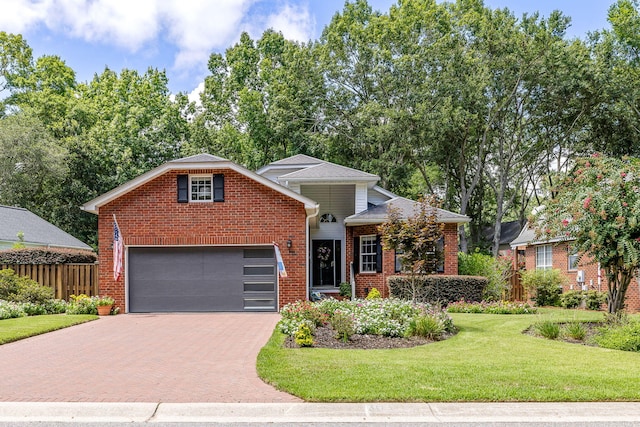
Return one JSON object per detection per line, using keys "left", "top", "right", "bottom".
{"left": 606, "top": 264, "right": 633, "bottom": 314}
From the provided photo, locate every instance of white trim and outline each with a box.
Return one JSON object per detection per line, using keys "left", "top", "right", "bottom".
{"left": 189, "top": 174, "right": 213, "bottom": 202}
{"left": 359, "top": 234, "right": 377, "bottom": 273}
{"left": 81, "top": 160, "right": 319, "bottom": 215}
{"left": 345, "top": 217, "right": 470, "bottom": 225}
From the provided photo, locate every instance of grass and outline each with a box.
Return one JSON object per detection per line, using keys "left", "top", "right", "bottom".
{"left": 0, "top": 314, "right": 98, "bottom": 345}
{"left": 257, "top": 308, "right": 640, "bottom": 402}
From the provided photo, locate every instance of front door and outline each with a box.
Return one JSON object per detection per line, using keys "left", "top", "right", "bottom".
{"left": 312, "top": 239, "right": 341, "bottom": 287}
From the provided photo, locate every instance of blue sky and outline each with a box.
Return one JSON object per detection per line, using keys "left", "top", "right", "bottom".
{"left": 1, "top": 0, "right": 616, "bottom": 97}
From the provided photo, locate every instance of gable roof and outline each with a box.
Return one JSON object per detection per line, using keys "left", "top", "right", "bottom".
{"left": 344, "top": 197, "right": 471, "bottom": 225}
{"left": 82, "top": 154, "right": 319, "bottom": 216}
{"left": 257, "top": 154, "right": 380, "bottom": 187}
{"left": 483, "top": 220, "right": 524, "bottom": 246}
{"left": 509, "top": 222, "right": 571, "bottom": 248}
{"left": 0, "top": 205, "right": 92, "bottom": 250}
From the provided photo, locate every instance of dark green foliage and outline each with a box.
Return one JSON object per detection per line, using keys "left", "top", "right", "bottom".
{"left": 586, "top": 290, "right": 607, "bottom": 311}
{"left": 560, "top": 290, "right": 584, "bottom": 309}
{"left": 388, "top": 275, "right": 487, "bottom": 305}
{"left": 520, "top": 269, "right": 566, "bottom": 307}
{"left": 535, "top": 285, "right": 562, "bottom": 307}
{"left": 563, "top": 322, "right": 587, "bottom": 341}
{"left": 0, "top": 247, "right": 96, "bottom": 264}
{"left": 339, "top": 282, "right": 352, "bottom": 298}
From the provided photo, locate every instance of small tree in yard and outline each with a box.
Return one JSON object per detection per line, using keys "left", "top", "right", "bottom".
{"left": 378, "top": 195, "right": 444, "bottom": 301}
{"left": 533, "top": 154, "right": 640, "bottom": 314}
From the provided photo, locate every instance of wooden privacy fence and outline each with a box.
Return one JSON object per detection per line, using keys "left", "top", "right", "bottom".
{"left": 509, "top": 269, "right": 525, "bottom": 301}
{"left": 1, "top": 264, "right": 99, "bottom": 300}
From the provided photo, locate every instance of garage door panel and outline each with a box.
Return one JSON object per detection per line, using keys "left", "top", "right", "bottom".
{"left": 128, "top": 246, "right": 276, "bottom": 312}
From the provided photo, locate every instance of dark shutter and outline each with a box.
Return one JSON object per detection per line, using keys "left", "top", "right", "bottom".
{"left": 177, "top": 174, "right": 188, "bottom": 203}
{"left": 375, "top": 235, "right": 383, "bottom": 273}
{"left": 352, "top": 236, "right": 360, "bottom": 274}
{"left": 213, "top": 174, "right": 224, "bottom": 202}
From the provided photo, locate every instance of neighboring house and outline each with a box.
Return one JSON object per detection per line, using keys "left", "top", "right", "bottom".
{"left": 0, "top": 205, "right": 92, "bottom": 251}
{"left": 482, "top": 220, "right": 523, "bottom": 257}
{"left": 510, "top": 222, "right": 640, "bottom": 312}
{"left": 82, "top": 153, "right": 470, "bottom": 313}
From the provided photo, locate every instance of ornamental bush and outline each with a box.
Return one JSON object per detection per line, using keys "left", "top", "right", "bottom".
{"left": 446, "top": 300, "right": 537, "bottom": 314}
{"left": 560, "top": 290, "right": 584, "bottom": 309}
{"left": 520, "top": 269, "right": 565, "bottom": 306}
{"left": 0, "top": 268, "right": 53, "bottom": 304}
{"left": 594, "top": 321, "right": 640, "bottom": 352}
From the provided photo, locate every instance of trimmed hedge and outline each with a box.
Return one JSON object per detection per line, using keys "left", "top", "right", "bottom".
{"left": 0, "top": 247, "right": 96, "bottom": 264}
{"left": 388, "top": 275, "right": 487, "bottom": 305}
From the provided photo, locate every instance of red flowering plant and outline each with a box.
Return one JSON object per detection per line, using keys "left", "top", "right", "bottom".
{"left": 532, "top": 154, "right": 640, "bottom": 314}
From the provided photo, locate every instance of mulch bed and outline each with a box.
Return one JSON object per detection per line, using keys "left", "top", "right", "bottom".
{"left": 283, "top": 325, "right": 454, "bottom": 349}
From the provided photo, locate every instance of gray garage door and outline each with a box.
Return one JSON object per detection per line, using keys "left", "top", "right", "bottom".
{"left": 128, "top": 246, "right": 277, "bottom": 312}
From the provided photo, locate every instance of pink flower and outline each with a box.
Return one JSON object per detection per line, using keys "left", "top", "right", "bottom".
{"left": 597, "top": 174, "right": 603, "bottom": 180}
{"left": 623, "top": 202, "right": 628, "bottom": 207}
{"left": 583, "top": 197, "right": 591, "bottom": 209}
{"left": 592, "top": 153, "right": 600, "bottom": 158}
{"left": 562, "top": 219, "right": 569, "bottom": 227}
{"left": 585, "top": 161, "right": 591, "bottom": 168}
{"left": 621, "top": 172, "right": 627, "bottom": 178}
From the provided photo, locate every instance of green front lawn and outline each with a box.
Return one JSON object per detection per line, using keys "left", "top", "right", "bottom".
{"left": 0, "top": 315, "right": 98, "bottom": 345}
{"left": 257, "top": 309, "right": 640, "bottom": 402}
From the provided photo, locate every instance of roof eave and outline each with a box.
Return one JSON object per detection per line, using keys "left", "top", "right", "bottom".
{"left": 345, "top": 217, "right": 470, "bottom": 226}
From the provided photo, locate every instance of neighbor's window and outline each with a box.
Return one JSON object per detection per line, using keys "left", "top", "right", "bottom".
{"left": 568, "top": 250, "right": 579, "bottom": 271}
{"left": 190, "top": 176, "right": 212, "bottom": 201}
{"left": 536, "top": 245, "right": 552, "bottom": 270}
{"left": 360, "top": 235, "right": 377, "bottom": 273}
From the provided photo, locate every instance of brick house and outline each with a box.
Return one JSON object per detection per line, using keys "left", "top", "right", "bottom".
{"left": 82, "top": 154, "right": 469, "bottom": 313}
{"left": 510, "top": 223, "right": 640, "bottom": 312}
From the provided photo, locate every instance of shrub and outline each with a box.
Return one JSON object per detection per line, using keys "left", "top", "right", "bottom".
{"left": 66, "top": 294, "right": 98, "bottom": 315}
{"left": 330, "top": 310, "right": 355, "bottom": 342}
{"left": 534, "top": 320, "right": 560, "bottom": 339}
{"left": 0, "top": 269, "right": 53, "bottom": 304}
{"left": 388, "top": 275, "right": 487, "bottom": 305}
{"left": 586, "top": 290, "right": 606, "bottom": 311}
{"left": 560, "top": 290, "right": 584, "bottom": 309}
{"left": 339, "top": 282, "right": 352, "bottom": 298}
{"left": 0, "top": 248, "right": 96, "bottom": 264}
{"left": 563, "top": 322, "right": 587, "bottom": 341}
{"left": 406, "top": 315, "right": 445, "bottom": 340}
{"left": 279, "top": 300, "right": 327, "bottom": 327}
{"left": 520, "top": 269, "right": 565, "bottom": 306}
{"left": 366, "top": 288, "right": 381, "bottom": 299}
{"left": 594, "top": 321, "right": 640, "bottom": 352}
{"left": 294, "top": 323, "right": 314, "bottom": 347}
{"left": 458, "top": 250, "right": 512, "bottom": 301}
{"left": 446, "top": 300, "right": 537, "bottom": 314}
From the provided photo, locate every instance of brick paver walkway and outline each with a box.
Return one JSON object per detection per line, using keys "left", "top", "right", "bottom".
{"left": 0, "top": 313, "right": 301, "bottom": 402}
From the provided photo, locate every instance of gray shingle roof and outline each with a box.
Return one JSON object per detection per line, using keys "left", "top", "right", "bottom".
{"left": 0, "top": 205, "right": 92, "bottom": 250}
{"left": 170, "top": 153, "right": 227, "bottom": 163}
{"left": 278, "top": 162, "right": 379, "bottom": 181}
{"left": 269, "top": 154, "right": 323, "bottom": 166}
{"left": 509, "top": 222, "right": 570, "bottom": 247}
{"left": 344, "top": 197, "right": 470, "bottom": 225}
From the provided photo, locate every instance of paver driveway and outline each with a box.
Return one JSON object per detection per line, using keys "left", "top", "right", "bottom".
{"left": 0, "top": 313, "right": 301, "bottom": 402}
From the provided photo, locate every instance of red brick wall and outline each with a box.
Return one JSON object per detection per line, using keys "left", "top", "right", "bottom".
{"left": 520, "top": 242, "right": 640, "bottom": 312}
{"left": 345, "top": 222, "right": 460, "bottom": 299}
{"left": 97, "top": 168, "right": 307, "bottom": 312}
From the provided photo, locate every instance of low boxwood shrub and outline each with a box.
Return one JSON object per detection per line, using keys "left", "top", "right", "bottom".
{"left": 388, "top": 275, "right": 487, "bottom": 305}
{"left": 560, "top": 290, "right": 584, "bottom": 309}
{"left": 447, "top": 300, "right": 537, "bottom": 314}
{"left": 586, "top": 290, "right": 607, "bottom": 311}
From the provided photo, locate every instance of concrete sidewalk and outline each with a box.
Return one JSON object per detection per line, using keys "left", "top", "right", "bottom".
{"left": 0, "top": 402, "right": 639, "bottom": 425}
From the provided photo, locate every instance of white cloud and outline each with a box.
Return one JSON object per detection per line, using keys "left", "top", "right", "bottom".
{"left": 265, "top": 3, "right": 315, "bottom": 43}
{"left": 0, "top": 0, "right": 314, "bottom": 80}
{"left": 188, "top": 81, "right": 205, "bottom": 105}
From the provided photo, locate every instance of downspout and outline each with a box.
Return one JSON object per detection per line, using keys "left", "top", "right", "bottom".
{"left": 305, "top": 204, "right": 320, "bottom": 301}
